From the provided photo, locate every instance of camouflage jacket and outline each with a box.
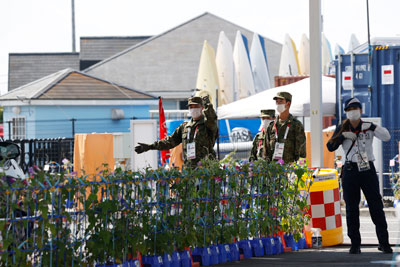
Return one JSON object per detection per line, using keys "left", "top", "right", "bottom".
{"left": 265, "top": 114, "right": 306, "bottom": 163}
{"left": 151, "top": 102, "right": 218, "bottom": 168}
{"left": 249, "top": 130, "right": 268, "bottom": 162}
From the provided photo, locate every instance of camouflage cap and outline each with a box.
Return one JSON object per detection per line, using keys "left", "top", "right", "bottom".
{"left": 260, "top": 109, "right": 276, "bottom": 118}
{"left": 187, "top": 96, "right": 203, "bottom": 106}
{"left": 273, "top": 91, "right": 292, "bottom": 102}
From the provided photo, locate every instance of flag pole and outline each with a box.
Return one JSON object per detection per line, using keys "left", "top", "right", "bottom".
{"left": 158, "top": 96, "right": 170, "bottom": 166}
{"left": 216, "top": 86, "right": 220, "bottom": 160}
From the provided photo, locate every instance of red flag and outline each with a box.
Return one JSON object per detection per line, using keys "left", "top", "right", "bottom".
{"left": 159, "top": 97, "right": 170, "bottom": 164}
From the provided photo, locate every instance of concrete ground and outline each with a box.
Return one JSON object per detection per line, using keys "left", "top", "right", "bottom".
{"left": 342, "top": 207, "right": 400, "bottom": 245}
{"left": 218, "top": 208, "right": 400, "bottom": 266}
{"left": 218, "top": 246, "right": 400, "bottom": 266}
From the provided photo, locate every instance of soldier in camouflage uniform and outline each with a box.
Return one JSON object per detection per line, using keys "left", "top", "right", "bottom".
{"left": 134, "top": 96, "right": 218, "bottom": 169}
{"left": 249, "top": 109, "right": 276, "bottom": 162}
{"left": 265, "top": 92, "right": 306, "bottom": 163}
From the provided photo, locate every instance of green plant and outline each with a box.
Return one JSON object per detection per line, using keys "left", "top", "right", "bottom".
{"left": 0, "top": 158, "right": 312, "bottom": 265}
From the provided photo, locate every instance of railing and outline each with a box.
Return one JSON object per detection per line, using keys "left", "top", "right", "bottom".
{"left": 0, "top": 160, "right": 311, "bottom": 266}
{"left": 10, "top": 138, "right": 74, "bottom": 173}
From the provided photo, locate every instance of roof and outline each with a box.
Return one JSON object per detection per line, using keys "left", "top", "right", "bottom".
{"left": 8, "top": 53, "right": 79, "bottom": 91}
{"left": 85, "top": 12, "right": 282, "bottom": 99}
{"left": 0, "top": 68, "right": 156, "bottom": 101}
{"left": 351, "top": 37, "right": 400, "bottom": 54}
{"left": 80, "top": 36, "right": 151, "bottom": 61}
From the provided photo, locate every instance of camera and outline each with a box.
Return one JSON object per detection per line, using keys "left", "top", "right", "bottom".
{"left": 345, "top": 161, "right": 353, "bottom": 171}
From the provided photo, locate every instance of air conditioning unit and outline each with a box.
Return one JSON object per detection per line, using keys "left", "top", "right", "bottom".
{"left": 113, "top": 132, "right": 131, "bottom": 159}
{"left": 111, "top": 109, "right": 124, "bottom": 120}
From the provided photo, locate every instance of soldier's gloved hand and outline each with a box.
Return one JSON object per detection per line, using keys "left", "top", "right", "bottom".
{"left": 361, "top": 122, "right": 376, "bottom": 131}
{"left": 202, "top": 95, "right": 210, "bottom": 105}
{"left": 134, "top": 142, "right": 151, "bottom": 154}
{"left": 342, "top": 132, "right": 357, "bottom": 141}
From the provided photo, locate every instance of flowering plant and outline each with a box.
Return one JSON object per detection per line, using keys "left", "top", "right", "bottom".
{"left": 0, "top": 158, "right": 312, "bottom": 265}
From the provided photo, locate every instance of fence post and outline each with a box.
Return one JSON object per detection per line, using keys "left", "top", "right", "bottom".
{"left": 71, "top": 118, "right": 76, "bottom": 138}
{"left": 8, "top": 120, "right": 11, "bottom": 140}
{"left": 57, "top": 138, "right": 62, "bottom": 165}
{"left": 29, "top": 139, "right": 33, "bottom": 171}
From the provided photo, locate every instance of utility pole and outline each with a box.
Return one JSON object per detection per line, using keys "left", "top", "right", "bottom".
{"left": 71, "top": 0, "right": 76, "bottom": 52}
{"left": 309, "top": 0, "right": 323, "bottom": 167}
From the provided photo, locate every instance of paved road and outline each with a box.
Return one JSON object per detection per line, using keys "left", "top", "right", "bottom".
{"left": 217, "top": 208, "right": 400, "bottom": 266}
{"left": 218, "top": 246, "right": 400, "bottom": 267}
{"left": 342, "top": 208, "right": 400, "bottom": 245}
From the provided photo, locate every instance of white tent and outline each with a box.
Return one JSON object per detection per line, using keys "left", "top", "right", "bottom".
{"left": 218, "top": 76, "right": 336, "bottom": 119}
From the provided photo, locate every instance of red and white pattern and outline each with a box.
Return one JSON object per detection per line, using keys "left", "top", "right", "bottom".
{"left": 306, "top": 188, "right": 342, "bottom": 231}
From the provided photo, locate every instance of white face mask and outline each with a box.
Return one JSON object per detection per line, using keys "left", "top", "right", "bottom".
{"left": 189, "top": 108, "right": 202, "bottom": 119}
{"left": 276, "top": 104, "right": 286, "bottom": 114}
{"left": 346, "top": 109, "right": 361, "bottom": 121}
{"left": 261, "top": 119, "right": 273, "bottom": 130}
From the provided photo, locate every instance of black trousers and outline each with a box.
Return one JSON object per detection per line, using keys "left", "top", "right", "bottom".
{"left": 342, "top": 162, "right": 389, "bottom": 246}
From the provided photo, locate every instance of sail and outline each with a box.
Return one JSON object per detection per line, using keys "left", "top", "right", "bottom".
{"left": 233, "top": 30, "right": 256, "bottom": 100}
{"left": 250, "top": 33, "right": 272, "bottom": 92}
{"left": 298, "top": 33, "right": 310, "bottom": 75}
{"left": 195, "top": 40, "right": 219, "bottom": 107}
{"left": 279, "top": 34, "right": 300, "bottom": 76}
{"left": 216, "top": 31, "right": 235, "bottom": 105}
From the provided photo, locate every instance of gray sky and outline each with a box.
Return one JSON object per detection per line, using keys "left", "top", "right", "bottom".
{"left": 1, "top": 0, "right": 399, "bottom": 95}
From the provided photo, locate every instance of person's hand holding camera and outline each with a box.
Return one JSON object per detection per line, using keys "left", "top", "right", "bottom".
{"left": 361, "top": 122, "right": 377, "bottom": 132}
{"left": 342, "top": 132, "right": 357, "bottom": 141}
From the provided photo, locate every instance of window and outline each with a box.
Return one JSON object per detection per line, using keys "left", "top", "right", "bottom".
{"left": 11, "top": 117, "right": 26, "bottom": 140}
{"left": 179, "top": 100, "right": 187, "bottom": 110}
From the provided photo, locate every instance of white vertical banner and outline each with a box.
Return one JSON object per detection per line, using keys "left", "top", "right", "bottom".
{"left": 130, "top": 120, "right": 158, "bottom": 171}
{"left": 309, "top": 0, "right": 323, "bottom": 167}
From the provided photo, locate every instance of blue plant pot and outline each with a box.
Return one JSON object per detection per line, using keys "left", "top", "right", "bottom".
{"left": 279, "top": 236, "right": 284, "bottom": 253}
{"left": 162, "top": 253, "right": 173, "bottom": 267}
{"left": 191, "top": 247, "right": 211, "bottom": 266}
{"left": 142, "top": 255, "right": 163, "bottom": 267}
{"left": 130, "top": 259, "right": 141, "bottom": 267}
{"left": 297, "top": 236, "right": 307, "bottom": 249}
{"left": 171, "top": 251, "right": 181, "bottom": 267}
{"left": 250, "top": 239, "right": 265, "bottom": 257}
{"left": 229, "top": 242, "right": 240, "bottom": 261}
{"left": 210, "top": 245, "right": 220, "bottom": 265}
{"left": 273, "top": 236, "right": 282, "bottom": 254}
{"left": 179, "top": 250, "right": 192, "bottom": 267}
{"left": 261, "top": 237, "right": 273, "bottom": 255}
{"left": 238, "top": 240, "right": 252, "bottom": 259}
{"left": 97, "top": 260, "right": 134, "bottom": 267}
{"left": 284, "top": 234, "right": 298, "bottom": 251}
{"left": 218, "top": 244, "right": 229, "bottom": 263}
{"left": 269, "top": 237, "right": 277, "bottom": 255}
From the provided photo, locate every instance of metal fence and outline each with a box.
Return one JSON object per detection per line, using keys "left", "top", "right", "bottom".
{"left": 10, "top": 138, "right": 74, "bottom": 173}
{"left": 4, "top": 117, "right": 145, "bottom": 140}
{"left": 2, "top": 116, "right": 398, "bottom": 197}
{"left": 0, "top": 161, "right": 311, "bottom": 266}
